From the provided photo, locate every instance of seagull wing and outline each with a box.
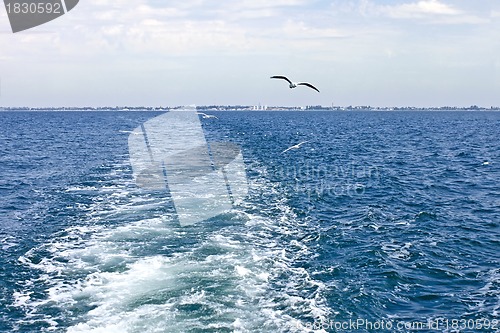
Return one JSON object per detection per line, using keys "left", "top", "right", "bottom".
{"left": 297, "top": 140, "right": 310, "bottom": 147}
{"left": 281, "top": 146, "right": 295, "bottom": 154}
{"left": 281, "top": 141, "right": 310, "bottom": 154}
{"left": 197, "top": 112, "right": 218, "bottom": 119}
{"left": 270, "top": 76, "right": 292, "bottom": 85}
{"left": 297, "top": 82, "right": 320, "bottom": 92}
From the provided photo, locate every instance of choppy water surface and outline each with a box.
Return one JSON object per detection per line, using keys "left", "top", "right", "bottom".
{"left": 0, "top": 111, "right": 499, "bottom": 332}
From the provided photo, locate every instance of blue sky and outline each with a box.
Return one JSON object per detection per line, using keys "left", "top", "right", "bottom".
{"left": 0, "top": 0, "right": 499, "bottom": 107}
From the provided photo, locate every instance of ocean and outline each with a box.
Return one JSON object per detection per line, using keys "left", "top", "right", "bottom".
{"left": 0, "top": 110, "right": 499, "bottom": 332}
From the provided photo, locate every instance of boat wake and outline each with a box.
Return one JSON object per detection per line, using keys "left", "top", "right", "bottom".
{"left": 14, "top": 160, "right": 329, "bottom": 332}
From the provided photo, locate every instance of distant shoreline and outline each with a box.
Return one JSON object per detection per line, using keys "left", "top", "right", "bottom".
{"left": 1, "top": 105, "right": 499, "bottom": 112}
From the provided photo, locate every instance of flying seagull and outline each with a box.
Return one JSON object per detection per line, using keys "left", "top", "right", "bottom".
{"left": 270, "top": 76, "right": 320, "bottom": 93}
{"left": 281, "top": 140, "right": 310, "bottom": 154}
{"left": 197, "top": 112, "right": 218, "bottom": 119}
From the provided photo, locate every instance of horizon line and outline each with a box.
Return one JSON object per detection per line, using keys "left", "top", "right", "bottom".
{"left": 1, "top": 105, "right": 499, "bottom": 111}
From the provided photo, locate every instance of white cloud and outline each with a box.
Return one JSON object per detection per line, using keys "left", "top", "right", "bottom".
{"left": 282, "top": 20, "right": 348, "bottom": 39}
{"left": 122, "top": 19, "right": 258, "bottom": 55}
{"left": 14, "top": 0, "right": 343, "bottom": 56}
{"left": 356, "top": 0, "right": 486, "bottom": 24}
{"left": 491, "top": 10, "right": 500, "bottom": 18}
{"left": 384, "top": 0, "right": 461, "bottom": 18}
{"left": 235, "top": 0, "right": 307, "bottom": 9}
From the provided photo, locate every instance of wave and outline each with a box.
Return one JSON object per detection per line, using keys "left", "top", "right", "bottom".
{"left": 14, "top": 160, "right": 330, "bottom": 332}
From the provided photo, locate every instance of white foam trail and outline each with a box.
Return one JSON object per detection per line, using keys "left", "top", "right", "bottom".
{"left": 15, "top": 161, "right": 330, "bottom": 332}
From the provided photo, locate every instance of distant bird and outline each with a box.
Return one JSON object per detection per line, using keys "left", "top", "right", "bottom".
{"left": 197, "top": 112, "right": 218, "bottom": 119}
{"left": 281, "top": 140, "right": 310, "bottom": 154}
{"left": 270, "top": 76, "right": 320, "bottom": 93}
{"left": 119, "top": 130, "right": 141, "bottom": 135}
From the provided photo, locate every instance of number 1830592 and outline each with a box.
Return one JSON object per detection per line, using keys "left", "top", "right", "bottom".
{"left": 5, "top": 2, "right": 62, "bottom": 14}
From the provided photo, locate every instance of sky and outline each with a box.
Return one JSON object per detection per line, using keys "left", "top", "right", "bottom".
{"left": 0, "top": 0, "right": 499, "bottom": 107}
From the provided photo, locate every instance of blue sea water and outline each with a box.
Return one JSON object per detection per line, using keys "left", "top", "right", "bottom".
{"left": 0, "top": 110, "right": 499, "bottom": 332}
